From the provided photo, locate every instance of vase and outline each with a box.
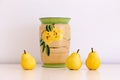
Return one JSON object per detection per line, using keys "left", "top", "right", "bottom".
{"left": 39, "top": 17, "right": 71, "bottom": 68}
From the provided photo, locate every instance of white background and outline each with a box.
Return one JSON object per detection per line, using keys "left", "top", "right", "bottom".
{"left": 0, "top": 0, "right": 120, "bottom": 64}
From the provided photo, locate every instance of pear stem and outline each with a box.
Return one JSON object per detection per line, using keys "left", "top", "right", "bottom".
{"left": 24, "top": 50, "right": 26, "bottom": 54}
{"left": 77, "top": 49, "right": 80, "bottom": 53}
{"left": 91, "top": 48, "right": 93, "bottom": 52}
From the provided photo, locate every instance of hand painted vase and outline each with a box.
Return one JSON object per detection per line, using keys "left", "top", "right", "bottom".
{"left": 39, "top": 17, "right": 71, "bottom": 68}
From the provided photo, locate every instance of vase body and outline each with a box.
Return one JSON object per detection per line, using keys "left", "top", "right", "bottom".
{"left": 39, "top": 17, "right": 71, "bottom": 68}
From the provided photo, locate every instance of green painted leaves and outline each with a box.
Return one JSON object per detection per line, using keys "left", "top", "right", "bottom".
{"left": 40, "top": 39, "right": 50, "bottom": 56}
{"left": 40, "top": 39, "right": 45, "bottom": 46}
{"left": 45, "top": 45, "right": 50, "bottom": 56}
{"left": 46, "top": 25, "right": 53, "bottom": 32}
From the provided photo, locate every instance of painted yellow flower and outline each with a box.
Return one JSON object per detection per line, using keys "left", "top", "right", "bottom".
{"left": 52, "top": 28, "right": 64, "bottom": 41}
{"left": 41, "top": 27, "right": 63, "bottom": 45}
{"left": 42, "top": 31, "right": 54, "bottom": 44}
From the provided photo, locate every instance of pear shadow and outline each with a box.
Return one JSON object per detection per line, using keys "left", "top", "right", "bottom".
{"left": 21, "top": 70, "right": 36, "bottom": 80}
{"left": 86, "top": 70, "right": 100, "bottom": 80}
{"left": 65, "top": 69, "right": 82, "bottom": 80}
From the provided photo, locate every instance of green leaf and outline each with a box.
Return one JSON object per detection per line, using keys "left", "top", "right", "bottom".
{"left": 48, "top": 25, "right": 53, "bottom": 31}
{"left": 42, "top": 42, "right": 45, "bottom": 52}
{"left": 45, "top": 45, "right": 50, "bottom": 56}
{"left": 40, "top": 39, "right": 43, "bottom": 42}
{"left": 46, "top": 25, "right": 50, "bottom": 32}
{"left": 40, "top": 41, "right": 44, "bottom": 46}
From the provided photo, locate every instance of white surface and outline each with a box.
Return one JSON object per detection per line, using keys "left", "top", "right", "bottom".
{"left": 1, "top": 0, "right": 120, "bottom": 63}
{"left": 0, "top": 64, "right": 120, "bottom": 80}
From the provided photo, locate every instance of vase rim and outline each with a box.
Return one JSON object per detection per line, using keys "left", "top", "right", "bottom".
{"left": 39, "top": 17, "right": 71, "bottom": 24}
{"left": 40, "top": 17, "right": 71, "bottom": 19}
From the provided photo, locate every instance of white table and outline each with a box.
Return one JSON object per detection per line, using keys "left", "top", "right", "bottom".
{"left": 0, "top": 64, "right": 120, "bottom": 80}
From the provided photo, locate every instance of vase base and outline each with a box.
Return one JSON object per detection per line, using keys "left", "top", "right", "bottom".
{"left": 42, "top": 63, "right": 66, "bottom": 68}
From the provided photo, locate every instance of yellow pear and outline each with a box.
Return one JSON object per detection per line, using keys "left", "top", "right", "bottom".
{"left": 21, "top": 50, "right": 36, "bottom": 70}
{"left": 66, "top": 49, "right": 82, "bottom": 70}
{"left": 86, "top": 48, "right": 101, "bottom": 70}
